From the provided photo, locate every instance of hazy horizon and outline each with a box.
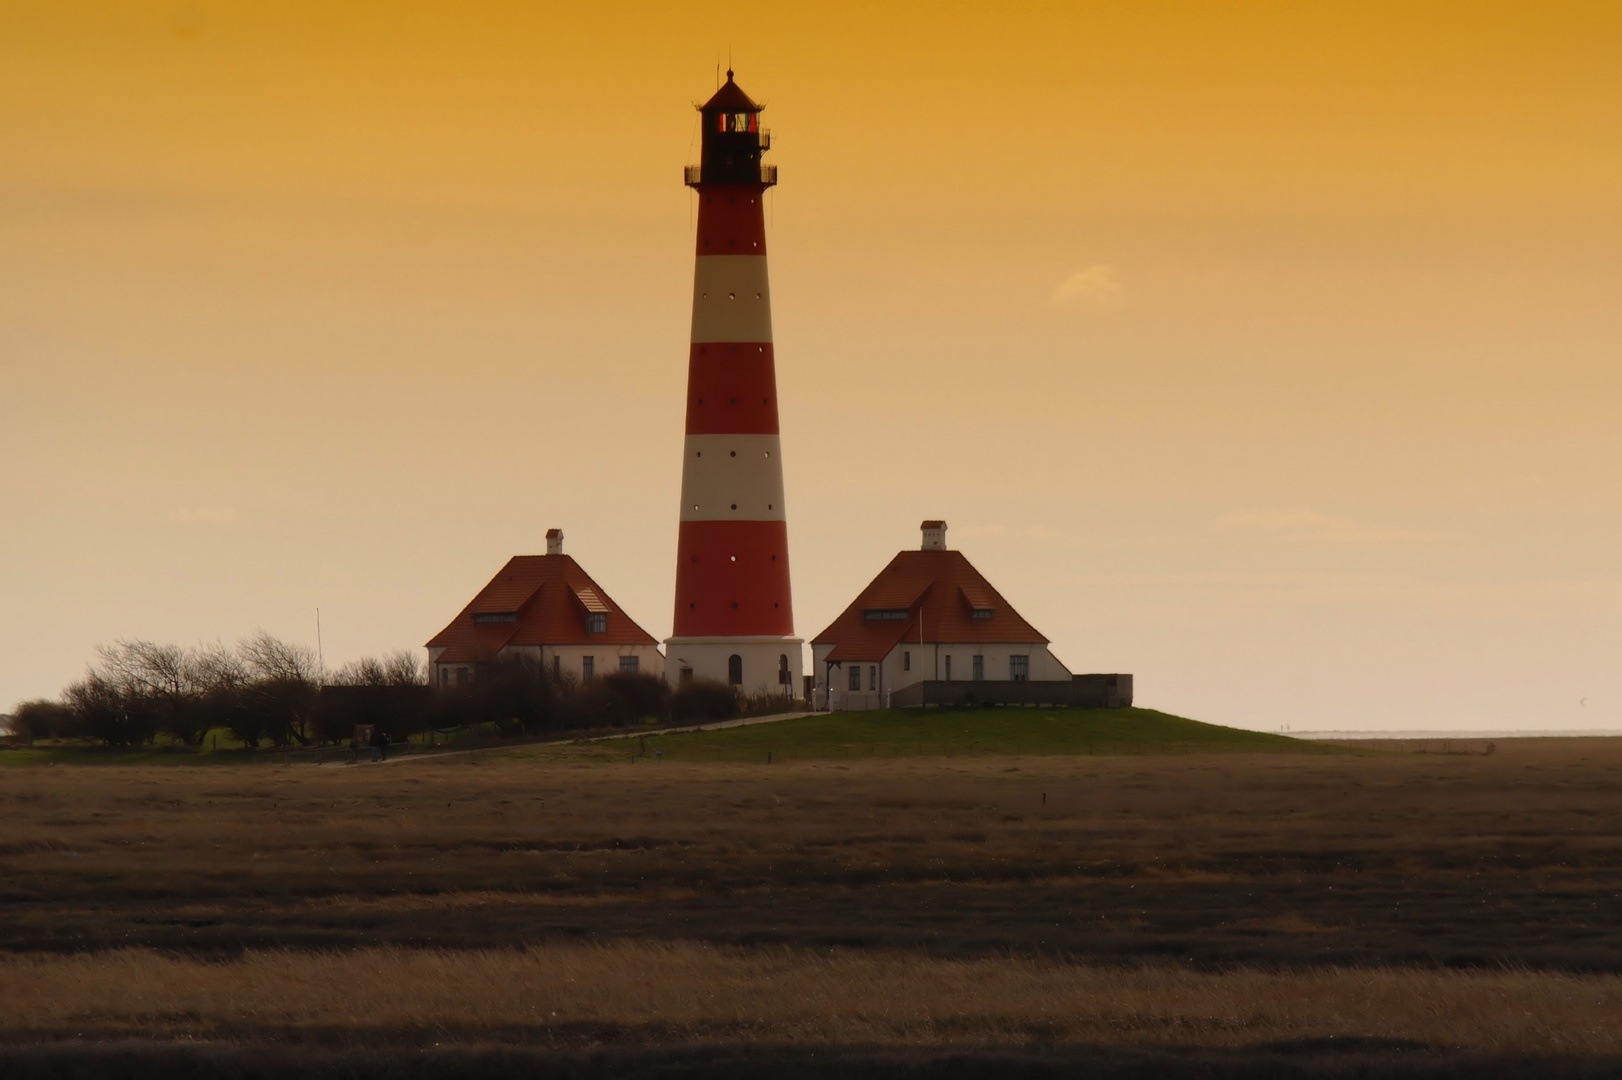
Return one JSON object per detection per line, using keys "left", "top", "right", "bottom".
{"left": 3, "top": 2, "right": 1619, "bottom": 733}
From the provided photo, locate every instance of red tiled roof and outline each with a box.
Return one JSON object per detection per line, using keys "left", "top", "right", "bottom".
{"left": 426, "top": 555, "right": 657, "bottom": 663}
{"left": 810, "top": 550, "right": 1049, "bottom": 663}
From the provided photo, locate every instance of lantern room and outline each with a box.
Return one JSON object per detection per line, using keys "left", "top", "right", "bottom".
{"left": 688, "top": 70, "right": 775, "bottom": 187}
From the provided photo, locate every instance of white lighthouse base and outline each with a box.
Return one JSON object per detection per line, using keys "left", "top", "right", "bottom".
{"left": 664, "top": 636, "right": 804, "bottom": 702}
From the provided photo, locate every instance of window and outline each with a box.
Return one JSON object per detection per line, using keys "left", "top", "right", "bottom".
{"left": 439, "top": 667, "right": 449, "bottom": 688}
{"left": 1010, "top": 655, "right": 1029, "bottom": 681}
{"left": 972, "top": 655, "right": 984, "bottom": 681}
{"left": 778, "top": 654, "right": 790, "bottom": 686}
{"left": 474, "top": 612, "right": 517, "bottom": 624}
{"left": 728, "top": 654, "right": 743, "bottom": 686}
{"left": 848, "top": 665, "right": 861, "bottom": 691}
{"left": 587, "top": 613, "right": 607, "bottom": 634}
{"left": 944, "top": 655, "right": 952, "bottom": 680}
{"left": 971, "top": 609, "right": 993, "bottom": 621}
{"left": 456, "top": 667, "right": 471, "bottom": 685}
{"left": 552, "top": 656, "right": 561, "bottom": 678}
{"left": 679, "top": 666, "right": 694, "bottom": 685}
{"left": 869, "top": 666, "right": 877, "bottom": 691}
{"left": 619, "top": 655, "right": 639, "bottom": 674}
{"left": 581, "top": 656, "right": 595, "bottom": 681}
{"left": 863, "top": 609, "right": 910, "bottom": 621}
{"left": 903, "top": 651, "right": 911, "bottom": 672}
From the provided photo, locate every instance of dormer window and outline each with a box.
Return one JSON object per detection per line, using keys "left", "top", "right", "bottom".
{"left": 863, "top": 609, "right": 910, "bottom": 621}
{"left": 575, "top": 586, "right": 609, "bottom": 634}
{"left": 474, "top": 612, "right": 517, "bottom": 624}
{"left": 971, "top": 609, "right": 993, "bottom": 620}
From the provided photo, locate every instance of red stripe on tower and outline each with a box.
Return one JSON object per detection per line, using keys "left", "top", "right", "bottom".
{"left": 666, "top": 70, "right": 802, "bottom": 697}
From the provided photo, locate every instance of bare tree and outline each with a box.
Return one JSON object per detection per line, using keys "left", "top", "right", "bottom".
{"left": 239, "top": 630, "right": 320, "bottom": 685}
{"left": 89, "top": 640, "right": 207, "bottom": 746}
{"left": 380, "top": 649, "right": 427, "bottom": 686}
{"left": 192, "top": 641, "right": 257, "bottom": 747}
{"left": 192, "top": 640, "right": 248, "bottom": 694}
{"left": 333, "top": 650, "right": 426, "bottom": 687}
{"left": 332, "top": 655, "right": 388, "bottom": 687}
{"left": 65, "top": 672, "right": 150, "bottom": 746}
{"left": 238, "top": 631, "right": 319, "bottom": 747}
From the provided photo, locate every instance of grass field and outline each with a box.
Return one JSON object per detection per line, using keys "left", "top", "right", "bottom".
{"left": 522, "top": 705, "right": 1320, "bottom": 763}
{"left": 0, "top": 705, "right": 1314, "bottom": 768}
{"left": 1, "top": 724, "right": 1619, "bottom": 1076}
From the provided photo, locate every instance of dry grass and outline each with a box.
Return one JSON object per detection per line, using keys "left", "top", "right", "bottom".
{"left": 3, "top": 943, "right": 1620, "bottom": 1053}
{"left": 1, "top": 737, "right": 1620, "bottom": 1066}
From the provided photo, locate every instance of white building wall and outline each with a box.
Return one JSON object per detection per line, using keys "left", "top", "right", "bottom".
{"left": 813, "top": 640, "right": 1073, "bottom": 711}
{"left": 538, "top": 643, "right": 665, "bottom": 681}
{"left": 666, "top": 636, "right": 803, "bottom": 699}
{"left": 429, "top": 643, "right": 665, "bottom": 687}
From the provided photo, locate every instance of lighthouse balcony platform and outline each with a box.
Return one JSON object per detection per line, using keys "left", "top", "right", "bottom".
{"left": 685, "top": 163, "right": 778, "bottom": 187}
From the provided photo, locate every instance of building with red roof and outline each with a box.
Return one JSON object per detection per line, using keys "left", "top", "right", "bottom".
{"left": 811, "top": 521, "right": 1078, "bottom": 710}
{"left": 425, "top": 529, "right": 663, "bottom": 688}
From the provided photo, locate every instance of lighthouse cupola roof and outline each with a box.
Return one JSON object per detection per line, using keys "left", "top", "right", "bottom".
{"left": 700, "top": 70, "right": 761, "bottom": 113}
{"left": 689, "top": 69, "right": 775, "bottom": 188}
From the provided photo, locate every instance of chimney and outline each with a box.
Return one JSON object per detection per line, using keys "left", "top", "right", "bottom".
{"left": 545, "top": 528, "right": 564, "bottom": 556}
{"left": 920, "top": 520, "right": 947, "bottom": 551}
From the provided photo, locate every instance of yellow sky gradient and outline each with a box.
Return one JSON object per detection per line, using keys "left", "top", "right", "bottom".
{"left": 3, "top": 1, "right": 1620, "bottom": 730}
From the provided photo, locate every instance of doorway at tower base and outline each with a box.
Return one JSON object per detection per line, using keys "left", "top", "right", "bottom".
{"left": 664, "top": 636, "right": 804, "bottom": 699}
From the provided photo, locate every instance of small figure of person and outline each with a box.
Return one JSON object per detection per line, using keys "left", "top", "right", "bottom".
{"left": 369, "top": 727, "right": 384, "bottom": 763}
{"left": 378, "top": 729, "right": 390, "bottom": 762}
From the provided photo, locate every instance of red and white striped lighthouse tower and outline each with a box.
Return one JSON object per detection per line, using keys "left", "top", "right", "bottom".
{"left": 666, "top": 71, "right": 802, "bottom": 696}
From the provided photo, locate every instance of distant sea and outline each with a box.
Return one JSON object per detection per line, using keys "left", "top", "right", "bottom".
{"left": 1291, "top": 729, "right": 1622, "bottom": 739}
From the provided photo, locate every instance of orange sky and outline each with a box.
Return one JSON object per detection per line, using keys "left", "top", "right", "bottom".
{"left": 3, "top": 1, "right": 1620, "bottom": 730}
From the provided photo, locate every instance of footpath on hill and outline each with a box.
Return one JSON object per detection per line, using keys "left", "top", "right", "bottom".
{"left": 386, "top": 710, "right": 812, "bottom": 765}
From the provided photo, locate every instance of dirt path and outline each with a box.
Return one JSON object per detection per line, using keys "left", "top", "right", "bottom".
{"left": 384, "top": 710, "right": 813, "bottom": 764}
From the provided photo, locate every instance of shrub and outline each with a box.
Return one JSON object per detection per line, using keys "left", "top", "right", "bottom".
{"left": 10, "top": 699, "right": 80, "bottom": 744}
{"left": 471, "top": 655, "right": 567, "bottom": 735}
{"left": 572, "top": 673, "right": 669, "bottom": 729}
{"left": 65, "top": 674, "right": 153, "bottom": 747}
{"left": 312, "top": 685, "right": 431, "bottom": 744}
{"left": 667, "top": 679, "right": 739, "bottom": 725}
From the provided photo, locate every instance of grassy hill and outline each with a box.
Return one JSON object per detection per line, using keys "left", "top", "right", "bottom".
{"left": 527, "top": 706, "right": 1325, "bottom": 763}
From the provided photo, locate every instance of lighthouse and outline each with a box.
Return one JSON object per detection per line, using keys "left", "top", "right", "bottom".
{"left": 666, "top": 71, "right": 802, "bottom": 698}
